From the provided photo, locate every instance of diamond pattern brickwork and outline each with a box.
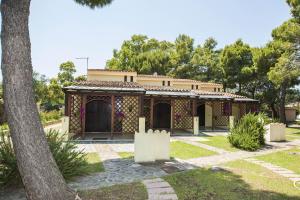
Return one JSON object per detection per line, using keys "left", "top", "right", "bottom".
{"left": 143, "top": 98, "right": 151, "bottom": 130}
{"left": 173, "top": 99, "right": 193, "bottom": 129}
{"left": 69, "top": 94, "right": 82, "bottom": 134}
{"left": 121, "top": 96, "right": 139, "bottom": 133}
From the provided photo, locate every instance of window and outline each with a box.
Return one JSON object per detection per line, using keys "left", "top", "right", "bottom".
{"left": 130, "top": 76, "right": 133, "bottom": 82}
{"left": 168, "top": 81, "right": 170, "bottom": 86}
{"left": 162, "top": 81, "right": 165, "bottom": 86}
{"left": 218, "top": 88, "right": 221, "bottom": 92}
{"left": 223, "top": 102, "right": 232, "bottom": 116}
{"left": 196, "top": 85, "right": 198, "bottom": 89}
{"left": 192, "top": 85, "right": 194, "bottom": 89}
{"left": 124, "top": 76, "right": 127, "bottom": 82}
{"left": 214, "top": 88, "right": 216, "bottom": 92}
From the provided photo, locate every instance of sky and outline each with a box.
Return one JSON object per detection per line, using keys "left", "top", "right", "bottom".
{"left": 27, "top": 0, "right": 291, "bottom": 78}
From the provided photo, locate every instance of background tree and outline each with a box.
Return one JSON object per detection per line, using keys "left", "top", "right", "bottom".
{"left": 33, "top": 72, "right": 48, "bottom": 104}
{"left": 267, "top": 19, "right": 300, "bottom": 123}
{"left": 57, "top": 61, "right": 76, "bottom": 87}
{"left": 220, "top": 39, "right": 254, "bottom": 93}
{"left": 190, "top": 37, "right": 221, "bottom": 82}
{"left": 287, "top": 0, "right": 300, "bottom": 22}
{"left": 0, "top": 0, "right": 113, "bottom": 199}
{"left": 107, "top": 34, "right": 174, "bottom": 74}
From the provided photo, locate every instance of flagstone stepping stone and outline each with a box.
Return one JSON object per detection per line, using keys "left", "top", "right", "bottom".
{"left": 143, "top": 178, "right": 178, "bottom": 200}
{"left": 244, "top": 158, "right": 300, "bottom": 184}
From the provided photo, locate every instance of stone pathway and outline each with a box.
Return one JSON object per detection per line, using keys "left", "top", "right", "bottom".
{"left": 142, "top": 178, "right": 178, "bottom": 200}
{"left": 244, "top": 158, "right": 300, "bottom": 183}
{"left": 69, "top": 143, "right": 168, "bottom": 190}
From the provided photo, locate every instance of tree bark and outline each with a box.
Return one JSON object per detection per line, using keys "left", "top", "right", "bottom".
{"left": 1, "top": 1, "right": 75, "bottom": 199}
{"left": 278, "top": 83, "right": 287, "bottom": 124}
{"left": 270, "top": 103, "right": 278, "bottom": 119}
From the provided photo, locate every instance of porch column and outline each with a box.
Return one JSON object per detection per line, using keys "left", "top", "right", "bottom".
{"left": 139, "top": 95, "right": 144, "bottom": 117}
{"left": 64, "top": 92, "right": 69, "bottom": 116}
{"left": 81, "top": 94, "right": 87, "bottom": 138}
{"left": 171, "top": 99, "right": 174, "bottom": 134}
{"left": 192, "top": 99, "right": 197, "bottom": 134}
{"left": 212, "top": 101, "right": 215, "bottom": 130}
{"left": 150, "top": 98, "right": 154, "bottom": 129}
{"left": 111, "top": 95, "right": 115, "bottom": 139}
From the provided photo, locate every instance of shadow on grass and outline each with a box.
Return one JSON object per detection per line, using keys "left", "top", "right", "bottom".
{"left": 79, "top": 182, "right": 147, "bottom": 200}
{"left": 164, "top": 167, "right": 300, "bottom": 200}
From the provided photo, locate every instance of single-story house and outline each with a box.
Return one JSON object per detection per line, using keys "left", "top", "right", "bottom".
{"left": 63, "top": 69, "right": 258, "bottom": 139}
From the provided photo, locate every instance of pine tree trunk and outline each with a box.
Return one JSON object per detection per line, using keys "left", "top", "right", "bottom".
{"left": 1, "top": 1, "right": 75, "bottom": 199}
{"left": 279, "top": 83, "right": 287, "bottom": 124}
{"left": 270, "top": 103, "right": 278, "bottom": 119}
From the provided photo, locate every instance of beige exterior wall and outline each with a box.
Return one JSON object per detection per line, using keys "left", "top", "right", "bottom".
{"left": 87, "top": 69, "right": 223, "bottom": 92}
{"left": 172, "top": 83, "right": 192, "bottom": 90}
{"left": 232, "top": 103, "right": 240, "bottom": 120}
{"left": 205, "top": 103, "right": 212, "bottom": 127}
{"left": 87, "top": 70, "right": 137, "bottom": 82}
{"left": 137, "top": 79, "right": 164, "bottom": 86}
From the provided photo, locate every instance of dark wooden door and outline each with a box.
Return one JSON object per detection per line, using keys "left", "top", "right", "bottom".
{"left": 153, "top": 103, "right": 171, "bottom": 129}
{"left": 85, "top": 100, "right": 111, "bottom": 132}
{"left": 197, "top": 104, "right": 205, "bottom": 127}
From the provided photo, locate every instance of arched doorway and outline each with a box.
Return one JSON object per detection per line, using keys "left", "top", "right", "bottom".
{"left": 85, "top": 100, "right": 111, "bottom": 132}
{"left": 153, "top": 103, "right": 171, "bottom": 129}
{"left": 197, "top": 104, "right": 205, "bottom": 127}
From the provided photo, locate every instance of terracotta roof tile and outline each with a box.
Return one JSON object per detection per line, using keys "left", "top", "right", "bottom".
{"left": 137, "top": 74, "right": 170, "bottom": 78}
{"left": 143, "top": 85, "right": 191, "bottom": 92}
{"left": 88, "top": 69, "right": 135, "bottom": 73}
{"left": 74, "top": 81, "right": 142, "bottom": 88}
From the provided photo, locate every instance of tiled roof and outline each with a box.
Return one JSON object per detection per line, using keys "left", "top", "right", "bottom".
{"left": 74, "top": 81, "right": 142, "bottom": 88}
{"left": 63, "top": 81, "right": 257, "bottom": 102}
{"left": 88, "top": 69, "right": 135, "bottom": 73}
{"left": 63, "top": 81, "right": 144, "bottom": 92}
{"left": 137, "top": 74, "right": 170, "bottom": 78}
{"left": 143, "top": 85, "right": 190, "bottom": 92}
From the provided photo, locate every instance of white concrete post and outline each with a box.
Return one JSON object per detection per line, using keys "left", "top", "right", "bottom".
{"left": 139, "top": 117, "right": 145, "bottom": 133}
{"left": 229, "top": 116, "right": 235, "bottom": 129}
{"left": 193, "top": 116, "right": 199, "bottom": 135}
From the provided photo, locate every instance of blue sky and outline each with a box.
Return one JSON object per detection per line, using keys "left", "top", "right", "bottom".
{"left": 28, "top": 0, "right": 291, "bottom": 78}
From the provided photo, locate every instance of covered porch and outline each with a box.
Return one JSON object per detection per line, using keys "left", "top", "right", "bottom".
{"left": 63, "top": 81, "right": 258, "bottom": 140}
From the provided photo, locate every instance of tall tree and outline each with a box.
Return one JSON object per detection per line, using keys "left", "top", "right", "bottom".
{"left": 58, "top": 61, "right": 76, "bottom": 87}
{"left": 190, "top": 37, "right": 221, "bottom": 82}
{"left": 287, "top": 0, "right": 300, "bottom": 22}
{"left": 107, "top": 34, "right": 174, "bottom": 74}
{"left": 220, "top": 39, "right": 254, "bottom": 93}
{"left": 0, "top": 0, "right": 112, "bottom": 199}
{"left": 268, "top": 19, "right": 300, "bottom": 123}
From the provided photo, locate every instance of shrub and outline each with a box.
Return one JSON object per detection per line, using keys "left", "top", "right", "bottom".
{"left": 40, "top": 110, "right": 62, "bottom": 124}
{"left": 228, "top": 113, "right": 266, "bottom": 151}
{"left": 0, "top": 130, "right": 87, "bottom": 187}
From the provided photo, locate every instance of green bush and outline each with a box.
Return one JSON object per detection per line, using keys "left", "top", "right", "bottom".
{"left": 228, "top": 113, "right": 266, "bottom": 151}
{"left": 0, "top": 130, "right": 87, "bottom": 187}
{"left": 40, "top": 110, "right": 62, "bottom": 124}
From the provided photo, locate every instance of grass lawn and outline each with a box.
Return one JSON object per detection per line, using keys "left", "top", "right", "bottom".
{"left": 83, "top": 153, "right": 105, "bottom": 174}
{"left": 199, "top": 136, "right": 238, "bottom": 152}
{"left": 164, "top": 160, "right": 300, "bottom": 200}
{"left": 118, "top": 152, "right": 134, "bottom": 159}
{"left": 79, "top": 182, "right": 147, "bottom": 200}
{"left": 256, "top": 148, "right": 300, "bottom": 174}
{"left": 170, "top": 141, "right": 217, "bottom": 160}
{"left": 285, "top": 127, "right": 300, "bottom": 141}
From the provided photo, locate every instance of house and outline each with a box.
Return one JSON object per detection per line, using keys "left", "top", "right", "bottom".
{"left": 63, "top": 69, "right": 258, "bottom": 139}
